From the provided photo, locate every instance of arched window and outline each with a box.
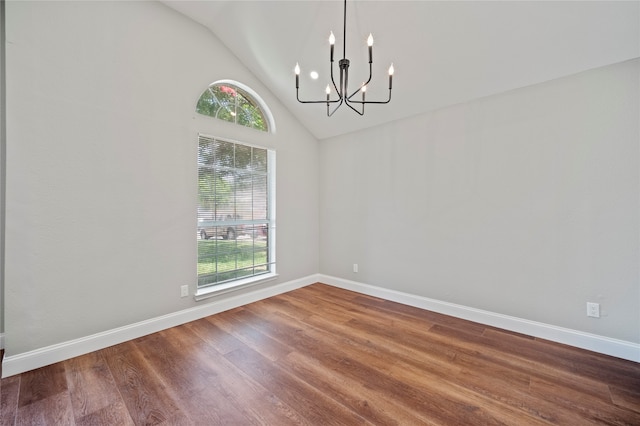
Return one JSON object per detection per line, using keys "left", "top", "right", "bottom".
{"left": 196, "top": 81, "right": 273, "bottom": 133}
{"left": 194, "top": 81, "right": 276, "bottom": 299}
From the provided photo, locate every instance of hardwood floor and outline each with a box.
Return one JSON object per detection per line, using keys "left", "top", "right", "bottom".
{"left": 2, "top": 283, "right": 639, "bottom": 425}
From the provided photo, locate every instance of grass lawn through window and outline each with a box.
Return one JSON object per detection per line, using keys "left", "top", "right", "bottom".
{"left": 198, "top": 239, "right": 268, "bottom": 285}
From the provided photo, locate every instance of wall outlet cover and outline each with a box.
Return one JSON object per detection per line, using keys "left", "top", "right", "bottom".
{"left": 587, "top": 302, "right": 600, "bottom": 318}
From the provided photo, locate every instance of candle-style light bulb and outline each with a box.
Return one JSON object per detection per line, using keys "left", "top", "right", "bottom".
{"left": 295, "top": 63, "right": 300, "bottom": 88}
{"left": 367, "top": 33, "right": 373, "bottom": 63}
{"left": 362, "top": 84, "right": 367, "bottom": 102}
{"left": 388, "top": 63, "right": 394, "bottom": 89}
{"left": 329, "top": 31, "right": 335, "bottom": 61}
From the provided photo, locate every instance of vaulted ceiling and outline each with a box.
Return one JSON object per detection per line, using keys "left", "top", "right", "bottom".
{"left": 163, "top": 1, "right": 639, "bottom": 140}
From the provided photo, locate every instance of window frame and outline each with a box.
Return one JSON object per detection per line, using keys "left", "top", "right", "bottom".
{"left": 195, "top": 135, "right": 276, "bottom": 301}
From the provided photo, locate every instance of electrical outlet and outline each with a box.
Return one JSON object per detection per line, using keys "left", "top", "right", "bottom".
{"left": 353, "top": 263, "right": 358, "bottom": 273}
{"left": 181, "top": 285, "right": 189, "bottom": 298}
{"left": 586, "top": 302, "right": 600, "bottom": 318}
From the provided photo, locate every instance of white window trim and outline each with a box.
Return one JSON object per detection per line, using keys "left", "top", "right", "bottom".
{"left": 194, "top": 272, "right": 279, "bottom": 301}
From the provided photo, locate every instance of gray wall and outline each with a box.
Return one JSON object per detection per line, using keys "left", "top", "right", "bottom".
{"left": 320, "top": 59, "right": 639, "bottom": 344}
{"left": 4, "top": 0, "right": 319, "bottom": 356}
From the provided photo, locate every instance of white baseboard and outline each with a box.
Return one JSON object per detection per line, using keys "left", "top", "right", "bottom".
{"left": 3, "top": 273, "right": 637, "bottom": 377}
{"left": 1, "top": 274, "right": 320, "bottom": 378}
{"left": 319, "top": 274, "right": 640, "bottom": 363}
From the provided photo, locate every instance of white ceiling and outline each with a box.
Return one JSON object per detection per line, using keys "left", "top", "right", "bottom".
{"left": 163, "top": 1, "right": 639, "bottom": 140}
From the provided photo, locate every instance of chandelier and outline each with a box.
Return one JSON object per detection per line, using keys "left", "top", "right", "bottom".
{"left": 294, "top": 0, "right": 394, "bottom": 116}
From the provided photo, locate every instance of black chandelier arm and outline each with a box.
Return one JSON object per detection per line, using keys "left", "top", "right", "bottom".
{"left": 347, "top": 89, "right": 392, "bottom": 105}
{"left": 347, "top": 62, "right": 373, "bottom": 101}
{"left": 296, "top": 88, "right": 342, "bottom": 104}
{"left": 344, "top": 100, "right": 364, "bottom": 116}
{"left": 297, "top": 99, "right": 342, "bottom": 105}
{"left": 296, "top": 88, "right": 391, "bottom": 107}
{"left": 328, "top": 98, "right": 345, "bottom": 117}
{"left": 343, "top": 88, "right": 391, "bottom": 116}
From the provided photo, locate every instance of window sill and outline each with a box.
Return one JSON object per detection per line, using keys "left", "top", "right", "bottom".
{"left": 194, "top": 273, "right": 279, "bottom": 302}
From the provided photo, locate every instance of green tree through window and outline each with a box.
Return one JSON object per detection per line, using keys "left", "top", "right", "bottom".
{"left": 196, "top": 84, "right": 268, "bottom": 132}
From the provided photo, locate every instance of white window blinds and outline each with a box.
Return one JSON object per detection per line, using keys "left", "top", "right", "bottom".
{"left": 197, "top": 135, "right": 274, "bottom": 288}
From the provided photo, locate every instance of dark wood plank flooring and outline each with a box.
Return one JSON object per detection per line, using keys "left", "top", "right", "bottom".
{"left": 2, "top": 283, "right": 639, "bottom": 425}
